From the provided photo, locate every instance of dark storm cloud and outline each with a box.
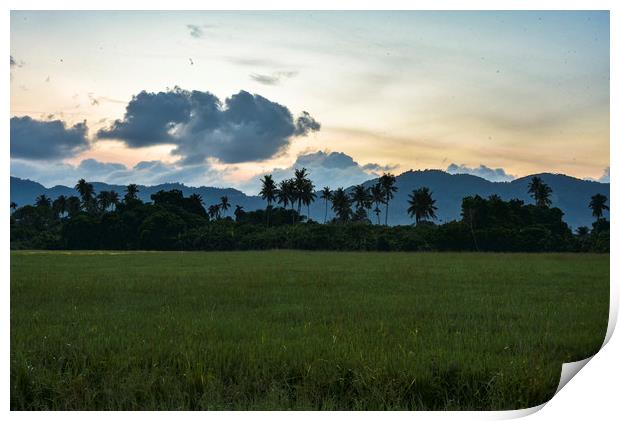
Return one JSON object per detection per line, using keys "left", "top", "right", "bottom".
{"left": 97, "top": 88, "right": 320, "bottom": 164}
{"left": 97, "top": 88, "right": 192, "bottom": 146}
{"left": 10, "top": 116, "right": 90, "bottom": 160}
{"left": 294, "top": 111, "right": 321, "bottom": 136}
{"left": 446, "top": 163, "right": 515, "bottom": 182}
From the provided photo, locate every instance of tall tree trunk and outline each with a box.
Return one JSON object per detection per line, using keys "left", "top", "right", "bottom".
{"left": 324, "top": 199, "right": 328, "bottom": 223}
{"left": 384, "top": 201, "right": 389, "bottom": 226}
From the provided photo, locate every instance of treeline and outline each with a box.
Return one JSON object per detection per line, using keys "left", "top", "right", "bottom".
{"left": 10, "top": 171, "right": 610, "bottom": 252}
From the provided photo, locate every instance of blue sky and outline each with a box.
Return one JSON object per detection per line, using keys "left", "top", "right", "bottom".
{"left": 10, "top": 11, "right": 610, "bottom": 191}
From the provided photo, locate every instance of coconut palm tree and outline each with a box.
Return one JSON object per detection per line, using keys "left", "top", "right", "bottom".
{"left": 407, "top": 187, "right": 438, "bottom": 225}
{"left": 320, "top": 186, "right": 332, "bottom": 223}
{"left": 527, "top": 176, "right": 552, "bottom": 207}
{"left": 260, "top": 174, "right": 277, "bottom": 226}
{"left": 277, "top": 179, "right": 294, "bottom": 210}
{"left": 589, "top": 193, "right": 609, "bottom": 223}
{"left": 52, "top": 195, "right": 68, "bottom": 218}
{"left": 35, "top": 194, "right": 51, "bottom": 208}
{"left": 234, "top": 205, "right": 245, "bottom": 221}
{"left": 351, "top": 185, "right": 372, "bottom": 221}
{"left": 124, "top": 184, "right": 139, "bottom": 202}
{"left": 109, "top": 191, "right": 120, "bottom": 211}
{"left": 331, "top": 187, "right": 352, "bottom": 223}
{"left": 75, "top": 178, "right": 94, "bottom": 204}
{"left": 208, "top": 204, "right": 221, "bottom": 220}
{"left": 293, "top": 168, "right": 309, "bottom": 218}
{"left": 219, "top": 196, "right": 230, "bottom": 217}
{"left": 97, "top": 191, "right": 112, "bottom": 211}
{"left": 10, "top": 201, "right": 17, "bottom": 212}
{"left": 301, "top": 178, "right": 316, "bottom": 220}
{"left": 66, "top": 196, "right": 81, "bottom": 217}
{"left": 370, "top": 183, "right": 385, "bottom": 225}
{"left": 379, "top": 173, "right": 398, "bottom": 225}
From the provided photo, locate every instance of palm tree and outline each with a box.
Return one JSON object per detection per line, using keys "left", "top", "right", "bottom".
{"left": 97, "top": 191, "right": 112, "bottom": 211}
{"left": 219, "top": 196, "right": 230, "bottom": 217}
{"left": 370, "top": 183, "right": 385, "bottom": 225}
{"left": 10, "top": 201, "right": 17, "bottom": 212}
{"left": 208, "top": 204, "right": 221, "bottom": 220}
{"left": 527, "top": 176, "right": 552, "bottom": 207}
{"left": 351, "top": 185, "right": 371, "bottom": 221}
{"left": 124, "top": 184, "right": 139, "bottom": 202}
{"left": 35, "top": 194, "right": 51, "bottom": 208}
{"left": 379, "top": 173, "right": 398, "bottom": 225}
{"left": 277, "top": 179, "right": 294, "bottom": 210}
{"left": 407, "top": 187, "right": 438, "bottom": 225}
{"left": 301, "top": 178, "right": 316, "bottom": 220}
{"left": 589, "top": 194, "right": 609, "bottom": 223}
{"left": 52, "top": 195, "right": 68, "bottom": 218}
{"left": 66, "top": 196, "right": 81, "bottom": 217}
{"left": 234, "top": 205, "right": 245, "bottom": 221}
{"left": 331, "top": 187, "right": 352, "bottom": 223}
{"left": 293, "top": 168, "right": 309, "bottom": 219}
{"left": 320, "top": 186, "right": 332, "bottom": 223}
{"left": 109, "top": 191, "right": 120, "bottom": 211}
{"left": 75, "top": 178, "right": 94, "bottom": 204}
{"left": 260, "top": 174, "right": 277, "bottom": 226}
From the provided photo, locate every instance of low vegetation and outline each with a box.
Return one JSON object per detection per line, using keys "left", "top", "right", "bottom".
{"left": 11, "top": 251, "right": 609, "bottom": 410}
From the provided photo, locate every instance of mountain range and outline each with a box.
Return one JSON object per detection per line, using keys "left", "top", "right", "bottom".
{"left": 10, "top": 170, "right": 610, "bottom": 229}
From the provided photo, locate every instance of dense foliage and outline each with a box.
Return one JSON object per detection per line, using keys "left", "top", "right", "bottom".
{"left": 10, "top": 174, "right": 609, "bottom": 252}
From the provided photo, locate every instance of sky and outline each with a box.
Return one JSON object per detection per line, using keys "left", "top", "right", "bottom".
{"left": 10, "top": 11, "right": 610, "bottom": 193}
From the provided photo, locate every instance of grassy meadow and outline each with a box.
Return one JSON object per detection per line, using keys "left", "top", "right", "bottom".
{"left": 10, "top": 251, "right": 609, "bottom": 410}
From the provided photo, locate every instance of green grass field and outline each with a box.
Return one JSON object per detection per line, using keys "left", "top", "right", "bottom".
{"left": 11, "top": 251, "right": 609, "bottom": 410}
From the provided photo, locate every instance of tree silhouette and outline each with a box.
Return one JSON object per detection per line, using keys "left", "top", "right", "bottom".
{"left": 66, "top": 196, "right": 81, "bottom": 217}
{"left": 528, "top": 176, "right": 552, "bottom": 207}
{"left": 109, "top": 191, "right": 120, "bottom": 211}
{"left": 407, "top": 187, "right": 438, "bottom": 225}
{"left": 277, "top": 179, "right": 295, "bottom": 220}
{"left": 379, "top": 173, "right": 398, "bottom": 225}
{"left": 52, "top": 195, "right": 68, "bottom": 218}
{"left": 301, "top": 177, "right": 316, "bottom": 220}
{"left": 75, "top": 179, "right": 96, "bottom": 212}
{"left": 260, "top": 174, "right": 277, "bottom": 226}
{"left": 320, "top": 186, "right": 332, "bottom": 223}
{"left": 234, "top": 205, "right": 245, "bottom": 221}
{"left": 35, "top": 194, "right": 51, "bottom": 208}
{"left": 124, "top": 184, "right": 139, "bottom": 202}
{"left": 10, "top": 201, "right": 17, "bottom": 212}
{"left": 576, "top": 226, "right": 590, "bottom": 237}
{"left": 331, "top": 187, "right": 352, "bottom": 223}
{"left": 589, "top": 193, "right": 609, "bottom": 222}
{"left": 219, "top": 196, "right": 230, "bottom": 218}
{"left": 97, "top": 191, "right": 113, "bottom": 212}
{"left": 293, "top": 168, "right": 309, "bottom": 221}
{"left": 351, "top": 185, "right": 372, "bottom": 221}
{"left": 208, "top": 204, "right": 221, "bottom": 220}
{"left": 370, "top": 183, "right": 385, "bottom": 225}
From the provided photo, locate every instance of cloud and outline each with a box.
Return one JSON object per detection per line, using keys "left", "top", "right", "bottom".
{"left": 10, "top": 157, "right": 230, "bottom": 189}
{"left": 10, "top": 116, "right": 90, "bottom": 160}
{"left": 446, "top": 163, "right": 515, "bottom": 182}
{"left": 186, "top": 24, "right": 206, "bottom": 38}
{"left": 10, "top": 55, "right": 16, "bottom": 67}
{"left": 598, "top": 166, "right": 610, "bottom": 183}
{"left": 97, "top": 88, "right": 192, "bottom": 146}
{"left": 97, "top": 87, "right": 320, "bottom": 164}
{"left": 243, "top": 150, "right": 389, "bottom": 194}
{"left": 250, "top": 71, "right": 299, "bottom": 86}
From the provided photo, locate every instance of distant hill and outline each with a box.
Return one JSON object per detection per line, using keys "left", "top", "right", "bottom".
{"left": 10, "top": 170, "right": 609, "bottom": 229}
